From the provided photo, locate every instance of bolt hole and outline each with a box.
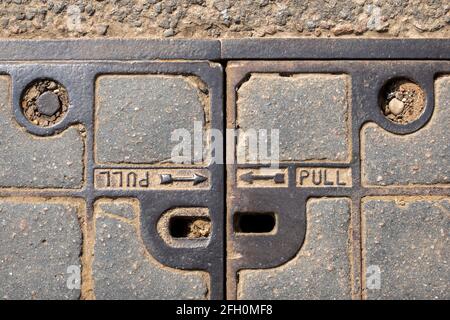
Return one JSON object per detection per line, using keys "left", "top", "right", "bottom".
{"left": 169, "top": 216, "right": 211, "bottom": 239}
{"left": 21, "top": 79, "right": 69, "bottom": 127}
{"left": 379, "top": 77, "right": 425, "bottom": 124}
{"left": 234, "top": 212, "right": 276, "bottom": 234}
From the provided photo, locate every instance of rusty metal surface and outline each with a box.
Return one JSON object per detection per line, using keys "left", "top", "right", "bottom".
{"left": 1, "top": 39, "right": 450, "bottom": 61}
{"left": 221, "top": 39, "right": 450, "bottom": 60}
{"left": 0, "top": 39, "right": 221, "bottom": 61}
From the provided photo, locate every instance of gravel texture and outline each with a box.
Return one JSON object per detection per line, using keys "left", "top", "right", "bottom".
{"left": 0, "top": 1, "right": 448, "bottom": 39}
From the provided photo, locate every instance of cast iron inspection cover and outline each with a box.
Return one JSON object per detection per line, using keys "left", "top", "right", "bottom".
{"left": 226, "top": 60, "right": 450, "bottom": 300}
{"left": 0, "top": 41, "right": 224, "bottom": 300}
{"left": 0, "top": 39, "right": 449, "bottom": 300}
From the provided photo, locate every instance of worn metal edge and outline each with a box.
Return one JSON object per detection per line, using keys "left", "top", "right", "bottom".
{"left": 1, "top": 38, "right": 449, "bottom": 61}
{"left": 221, "top": 38, "right": 450, "bottom": 60}
{"left": 0, "top": 39, "right": 221, "bottom": 61}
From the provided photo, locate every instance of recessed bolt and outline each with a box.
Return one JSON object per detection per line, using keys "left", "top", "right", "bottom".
{"left": 36, "top": 91, "right": 61, "bottom": 116}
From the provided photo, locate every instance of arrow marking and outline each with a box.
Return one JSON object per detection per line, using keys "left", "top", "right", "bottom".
{"left": 160, "top": 173, "right": 207, "bottom": 185}
{"left": 240, "top": 171, "right": 285, "bottom": 184}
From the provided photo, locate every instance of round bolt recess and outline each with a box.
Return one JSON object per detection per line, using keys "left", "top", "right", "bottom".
{"left": 21, "top": 79, "right": 69, "bottom": 127}
{"left": 379, "top": 78, "right": 425, "bottom": 125}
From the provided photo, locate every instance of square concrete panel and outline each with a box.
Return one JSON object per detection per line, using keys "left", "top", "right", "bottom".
{"left": 362, "top": 197, "right": 449, "bottom": 300}
{"left": 95, "top": 75, "right": 210, "bottom": 165}
{"left": 236, "top": 73, "right": 350, "bottom": 163}
{"left": 0, "top": 198, "right": 84, "bottom": 300}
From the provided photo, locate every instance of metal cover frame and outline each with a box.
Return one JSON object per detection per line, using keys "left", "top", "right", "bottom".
{"left": 0, "top": 60, "right": 224, "bottom": 299}
{"left": 226, "top": 60, "right": 450, "bottom": 299}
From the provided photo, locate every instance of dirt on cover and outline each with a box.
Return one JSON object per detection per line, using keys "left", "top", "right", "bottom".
{"left": 380, "top": 79, "right": 425, "bottom": 124}
{"left": 187, "top": 218, "right": 211, "bottom": 238}
{"left": 0, "top": 1, "right": 448, "bottom": 39}
{"left": 21, "top": 79, "right": 69, "bottom": 127}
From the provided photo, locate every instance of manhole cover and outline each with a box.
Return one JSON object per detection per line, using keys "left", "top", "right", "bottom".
{"left": 226, "top": 59, "right": 450, "bottom": 300}
{"left": 0, "top": 39, "right": 448, "bottom": 300}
